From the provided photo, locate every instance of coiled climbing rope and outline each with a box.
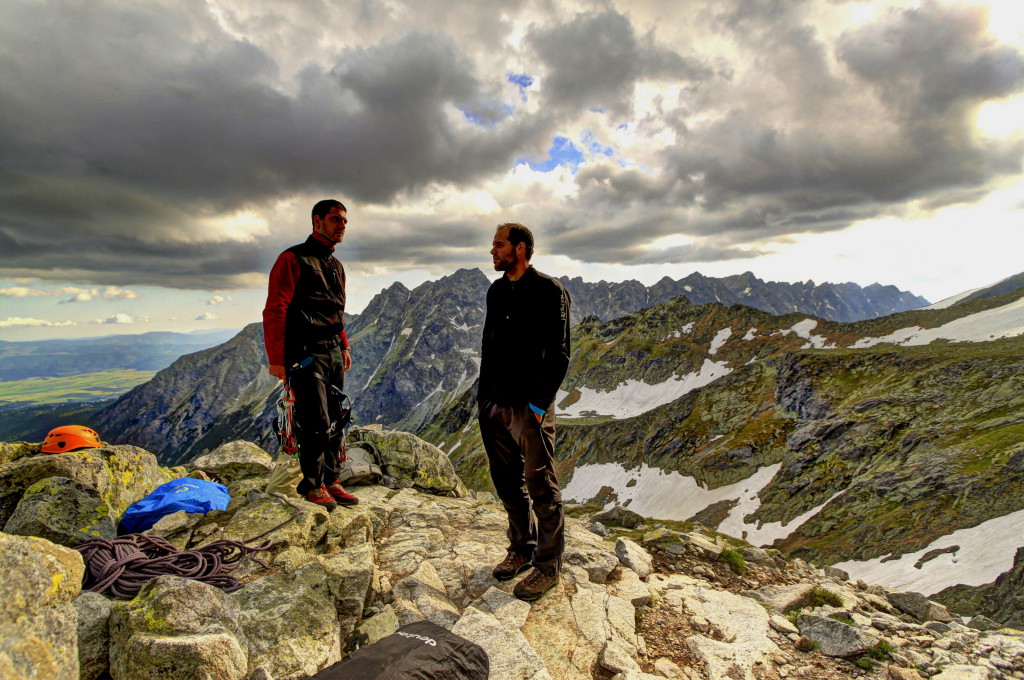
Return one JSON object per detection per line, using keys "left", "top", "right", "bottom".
{"left": 75, "top": 493, "right": 304, "bottom": 599}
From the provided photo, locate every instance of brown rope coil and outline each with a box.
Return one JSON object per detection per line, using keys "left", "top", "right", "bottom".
{"left": 75, "top": 493, "right": 304, "bottom": 599}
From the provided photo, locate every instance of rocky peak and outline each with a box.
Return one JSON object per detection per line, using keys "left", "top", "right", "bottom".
{"left": 3, "top": 432, "right": 1021, "bottom": 680}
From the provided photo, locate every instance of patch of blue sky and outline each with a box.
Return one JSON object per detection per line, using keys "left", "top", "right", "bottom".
{"left": 460, "top": 105, "right": 513, "bottom": 126}
{"left": 581, "top": 130, "right": 613, "bottom": 157}
{"left": 507, "top": 73, "right": 533, "bottom": 102}
{"left": 519, "top": 136, "right": 585, "bottom": 172}
{"left": 461, "top": 109, "right": 486, "bottom": 125}
{"left": 507, "top": 73, "right": 533, "bottom": 88}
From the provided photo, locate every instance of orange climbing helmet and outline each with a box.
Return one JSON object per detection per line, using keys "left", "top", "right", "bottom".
{"left": 41, "top": 425, "right": 105, "bottom": 454}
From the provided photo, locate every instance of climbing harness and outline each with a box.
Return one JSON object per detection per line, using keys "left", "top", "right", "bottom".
{"left": 75, "top": 493, "right": 304, "bottom": 599}
{"left": 277, "top": 356, "right": 353, "bottom": 453}
{"left": 275, "top": 385, "right": 299, "bottom": 459}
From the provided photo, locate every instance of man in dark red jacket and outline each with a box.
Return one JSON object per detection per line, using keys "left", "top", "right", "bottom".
{"left": 478, "top": 222, "right": 571, "bottom": 601}
{"left": 263, "top": 199, "right": 359, "bottom": 510}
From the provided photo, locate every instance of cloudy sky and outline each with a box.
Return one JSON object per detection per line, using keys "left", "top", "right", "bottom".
{"left": 2, "top": 0, "right": 1023, "bottom": 341}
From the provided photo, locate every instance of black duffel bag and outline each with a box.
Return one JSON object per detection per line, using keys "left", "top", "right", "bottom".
{"left": 308, "top": 621, "right": 489, "bottom": 679}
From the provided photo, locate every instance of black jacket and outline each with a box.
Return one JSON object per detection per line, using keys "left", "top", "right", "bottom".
{"left": 283, "top": 235, "right": 346, "bottom": 362}
{"left": 478, "top": 266, "right": 571, "bottom": 408}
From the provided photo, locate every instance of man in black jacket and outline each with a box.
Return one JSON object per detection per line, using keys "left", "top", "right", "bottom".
{"left": 478, "top": 223, "right": 571, "bottom": 601}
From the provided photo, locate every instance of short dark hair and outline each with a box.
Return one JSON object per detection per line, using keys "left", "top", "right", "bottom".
{"left": 498, "top": 222, "right": 534, "bottom": 260}
{"left": 312, "top": 199, "right": 347, "bottom": 223}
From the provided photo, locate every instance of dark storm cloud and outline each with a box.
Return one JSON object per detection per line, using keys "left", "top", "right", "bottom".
{"left": 837, "top": 2, "right": 1024, "bottom": 119}
{"left": 345, "top": 214, "right": 486, "bottom": 267}
{"left": 527, "top": 10, "right": 716, "bottom": 118}
{"left": 0, "top": 1, "right": 555, "bottom": 288}
{"left": 2, "top": 0, "right": 1023, "bottom": 284}
{"left": 322, "top": 32, "right": 553, "bottom": 199}
{"left": 551, "top": 0, "right": 1024, "bottom": 264}
{"left": 545, "top": 208, "right": 759, "bottom": 265}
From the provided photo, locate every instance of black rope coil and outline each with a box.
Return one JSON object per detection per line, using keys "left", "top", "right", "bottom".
{"left": 75, "top": 493, "right": 303, "bottom": 599}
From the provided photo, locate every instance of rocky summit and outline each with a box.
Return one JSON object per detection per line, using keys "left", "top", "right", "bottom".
{"left": 2, "top": 430, "right": 1023, "bottom": 680}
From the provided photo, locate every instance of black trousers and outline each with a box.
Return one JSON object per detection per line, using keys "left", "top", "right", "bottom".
{"left": 478, "top": 398, "right": 564, "bottom": 576}
{"left": 288, "top": 344, "right": 345, "bottom": 495}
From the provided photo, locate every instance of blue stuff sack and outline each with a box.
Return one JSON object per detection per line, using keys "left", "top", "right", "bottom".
{"left": 119, "top": 478, "right": 230, "bottom": 534}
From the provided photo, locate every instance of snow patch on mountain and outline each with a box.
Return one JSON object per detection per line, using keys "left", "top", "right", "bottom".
{"left": 720, "top": 489, "right": 845, "bottom": 547}
{"left": 921, "top": 287, "right": 986, "bottom": 311}
{"left": 742, "top": 327, "right": 757, "bottom": 341}
{"left": 563, "top": 462, "right": 832, "bottom": 545}
{"left": 853, "top": 297, "right": 1024, "bottom": 348}
{"left": 557, "top": 359, "right": 731, "bottom": 418}
{"left": 709, "top": 328, "right": 732, "bottom": 355}
{"left": 920, "top": 273, "right": 1017, "bottom": 310}
{"left": 834, "top": 508, "right": 1024, "bottom": 596}
{"left": 668, "top": 322, "right": 696, "bottom": 340}
{"left": 779, "top": 319, "right": 835, "bottom": 349}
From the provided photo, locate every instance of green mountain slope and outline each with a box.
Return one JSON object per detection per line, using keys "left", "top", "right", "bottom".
{"left": 423, "top": 289, "right": 1024, "bottom": 569}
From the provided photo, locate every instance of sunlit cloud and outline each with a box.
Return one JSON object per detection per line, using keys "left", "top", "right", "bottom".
{"left": 0, "top": 317, "right": 77, "bottom": 328}
{"left": 2, "top": 285, "right": 143, "bottom": 303}
{"left": 195, "top": 312, "right": 218, "bottom": 321}
{"left": 0, "top": 287, "right": 47, "bottom": 298}
{"left": 93, "top": 313, "right": 135, "bottom": 325}
{"left": 207, "top": 295, "right": 233, "bottom": 305}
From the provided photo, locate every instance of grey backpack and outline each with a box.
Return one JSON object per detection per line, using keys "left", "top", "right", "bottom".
{"left": 338, "top": 441, "right": 383, "bottom": 485}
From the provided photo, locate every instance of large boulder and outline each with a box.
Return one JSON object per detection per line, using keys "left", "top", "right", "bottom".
{"left": 615, "top": 537, "right": 653, "bottom": 580}
{"left": 220, "top": 492, "right": 330, "bottom": 555}
{"left": 348, "top": 426, "right": 469, "bottom": 497}
{"left": 0, "top": 532, "right": 85, "bottom": 680}
{"left": 4, "top": 476, "right": 118, "bottom": 546}
{"left": 797, "top": 614, "right": 880, "bottom": 657}
{"left": 189, "top": 441, "right": 274, "bottom": 486}
{"left": 232, "top": 564, "right": 342, "bottom": 679}
{"left": 0, "top": 445, "right": 181, "bottom": 528}
{"left": 641, "top": 527, "right": 722, "bottom": 559}
{"left": 593, "top": 505, "right": 646, "bottom": 529}
{"left": 109, "top": 575, "right": 248, "bottom": 680}
{"left": 886, "top": 590, "right": 954, "bottom": 623}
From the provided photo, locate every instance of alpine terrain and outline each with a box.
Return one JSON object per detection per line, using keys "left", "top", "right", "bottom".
{"left": 2, "top": 431, "right": 1022, "bottom": 680}
{"left": 77, "top": 270, "right": 1024, "bottom": 622}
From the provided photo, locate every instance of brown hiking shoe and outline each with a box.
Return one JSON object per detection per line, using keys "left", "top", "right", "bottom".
{"left": 325, "top": 481, "right": 359, "bottom": 506}
{"left": 306, "top": 484, "right": 337, "bottom": 511}
{"left": 492, "top": 552, "right": 531, "bottom": 581}
{"left": 513, "top": 568, "right": 559, "bottom": 602}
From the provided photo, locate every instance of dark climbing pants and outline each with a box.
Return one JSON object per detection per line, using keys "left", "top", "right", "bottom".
{"left": 478, "top": 398, "right": 564, "bottom": 576}
{"left": 288, "top": 343, "right": 346, "bottom": 495}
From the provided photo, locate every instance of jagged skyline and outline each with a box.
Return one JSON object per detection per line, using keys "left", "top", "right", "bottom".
{"left": 2, "top": 0, "right": 1023, "bottom": 340}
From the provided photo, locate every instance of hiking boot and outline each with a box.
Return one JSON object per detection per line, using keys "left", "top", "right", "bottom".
{"left": 306, "top": 485, "right": 337, "bottom": 511}
{"left": 492, "top": 552, "right": 531, "bottom": 581}
{"left": 325, "top": 481, "right": 359, "bottom": 506}
{"left": 513, "top": 568, "right": 559, "bottom": 602}
{"left": 512, "top": 569, "right": 561, "bottom": 602}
